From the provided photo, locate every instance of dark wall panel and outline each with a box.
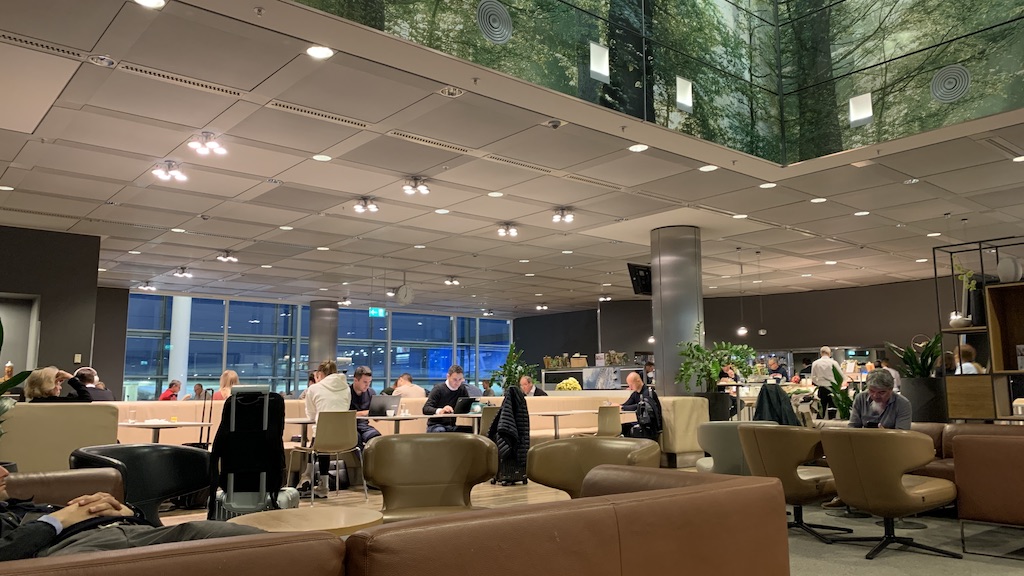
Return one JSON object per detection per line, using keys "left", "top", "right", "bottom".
{"left": 514, "top": 310, "right": 598, "bottom": 369}
{"left": 598, "top": 300, "right": 654, "bottom": 357}
{"left": 0, "top": 226, "right": 99, "bottom": 369}
{"left": 93, "top": 287, "right": 129, "bottom": 397}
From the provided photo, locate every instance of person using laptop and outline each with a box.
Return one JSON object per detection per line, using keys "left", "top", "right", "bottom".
{"left": 391, "top": 373, "right": 425, "bottom": 398}
{"left": 423, "top": 365, "right": 471, "bottom": 433}
{"left": 349, "top": 366, "right": 382, "bottom": 447}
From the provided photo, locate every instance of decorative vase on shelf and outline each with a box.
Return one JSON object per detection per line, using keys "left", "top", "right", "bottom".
{"left": 949, "top": 313, "right": 973, "bottom": 329}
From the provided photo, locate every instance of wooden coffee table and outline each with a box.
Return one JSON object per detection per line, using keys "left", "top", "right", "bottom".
{"left": 227, "top": 506, "right": 383, "bottom": 536}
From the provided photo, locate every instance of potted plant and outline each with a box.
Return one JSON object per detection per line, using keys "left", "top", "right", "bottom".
{"left": 951, "top": 257, "right": 981, "bottom": 327}
{"left": 829, "top": 365, "right": 853, "bottom": 420}
{"left": 0, "top": 317, "right": 31, "bottom": 472}
{"left": 491, "top": 343, "right": 539, "bottom": 391}
{"left": 885, "top": 333, "right": 947, "bottom": 422}
{"left": 676, "top": 323, "right": 756, "bottom": 421}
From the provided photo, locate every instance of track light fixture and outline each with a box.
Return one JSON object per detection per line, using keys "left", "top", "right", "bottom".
{"left": 138, "top": 281, "right": 156, "bottom": 291}
{"left": 152, "top": 161, "right": 186, "bottom": 182}
{"left": 598, "top": 296, "right": 612, "bottom": 302}
{"left": 188, "top": 132, "right": 226, "bottom": 156}
{"left": 482, "top": 309, "right": 495, "bottom": 316}
{"left": 172, "top": 266, "right": 193, "bottom": 278}
{"left": 552, "top": 208, "right": 575, "bottom": 223}
{"left": 444, "top": 277, "right": 461, "bottom": 286}
{"left": 353, "top": 198, "right": 378, "bottom": 213}
{"left": 216, "top": 250, "right": 238, "bottom": 263}
{"left": 497, "top": 223, "right": 518, "bottom": 237}
{"left": 338, "top": 298, "right": 352, "bottom": 307}
{"left": 385, "top": 288, "right": 396, "bottom": 297}
{"left": 535, "top": 304, "right": 549, "bottom": 311}
{"left": 402, "top": 177, "right": 430, "bottom": 195}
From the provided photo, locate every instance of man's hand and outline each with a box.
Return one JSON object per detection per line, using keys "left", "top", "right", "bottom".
{"left": 439, "top": 405, "right": 454, "bottom": 414}
{"left": 66, "top": 493, "right": 134, "bottom": 517}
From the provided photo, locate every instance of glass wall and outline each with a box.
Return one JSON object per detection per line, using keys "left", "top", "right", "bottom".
{"left": 124, "top": 294, "right": 511, "bottom": 398}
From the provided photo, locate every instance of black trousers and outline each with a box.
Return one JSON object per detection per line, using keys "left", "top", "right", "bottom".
{"left": 816, "top": 386, "right": 834, "bottom": 419}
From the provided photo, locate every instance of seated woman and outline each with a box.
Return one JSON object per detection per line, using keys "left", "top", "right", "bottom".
{"left": 213, "top": 370, "right": 238, "bottom": 400}
{"left": 24, "top": 367, "right": 92, "bottom": 402}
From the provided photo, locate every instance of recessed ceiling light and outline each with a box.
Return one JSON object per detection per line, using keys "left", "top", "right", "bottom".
{"left": 487, "top": 192, "right": 504, "bottom": 197}
{"left": 434, "top": 209, "right": 450, "bottom": 214}
{"left": 525, "top": 273, "right": 535, "bottom": 277}
{"left": 854, "top": 211, "right": 870, "bottom": 216}
{"left": 698, "top": 165, "right": 718, "bottom": 172}
{"left": 916, "top": 258, "right": 929, "bottom": 263}
{"left": 602, "top": 283, "right": 611, "bottom": 286}
{"left": 752, "top": 280, "right": 763, "bottom": 284}
{"left": 721, "top": 275, "right": 731, "bottom": 279}
{"left": 319, "top": 288, "right": 328, "bottom": 291}
{"left": 342, "top": 282, "right": 349, "bottom": 286}
{"left": 708, "top": 286, "right": 718, "bottom": 289}
{"left": 97, "top": 268, "right": 107, "bottom": 272}
{"left": 311, "top": 154, "right": 332, "bottom": 162}
{"left": 171, "top": 228, "right": 186, "bottom": 233}
{"left": 519, "top": 259, "right": 530, "bottom": 263}
{"left": 413, "top": 245, "right": 426, "bottom": 249}
{"left": 316, "top": 246, "right": 329, "bottom": 251}
{"left": 927, "top": 232, "right": 941, "bottom": 237}
{"left": 0, "top": 186, "right": 12, "bottom": 191}
{"left": 825, "top": 260, "right": 837, "bottom": 265}
{"left": 810, "top": 198, "right": 827, "bottom": 203}
{"left": 306, "top": 46, "right": 334, "bottom": 59}
{"left": 628, "top": 143, "right": 649, "bottom": 152}
{"left": 904, "top": 178, "right": 920, "bottom": 184}
{"left": 128, "top": 250, "right": 141, "bottom": 255}
{"left": 279, "top": 226, "right": 294, "bottom": 231}
{"left": 561, "top": 250, "right": 574, "bottom": 254}
{"left": 801, "top": 274, "right": 812, "bottom": 277}
{"left": 261, "top": 265, "right": 273, "bottom": 269}
{"left": 1013, "top": 156, "right": 1024, "bottom": 162}
{"left": 732, "top": 214, "right": 748, "bottom": 219}
{"left": 759, "top": 183, "right": 777, "bottom": 189}
{"left": 535, "top": 293, "right": 543, "bottom": 296}
{"left": 134, "top": 0, "right": 166, "bottom": 8}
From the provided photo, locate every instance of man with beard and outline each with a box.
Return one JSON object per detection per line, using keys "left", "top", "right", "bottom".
{"left": 848, "top": 369, "right": 911, "bottom": 430}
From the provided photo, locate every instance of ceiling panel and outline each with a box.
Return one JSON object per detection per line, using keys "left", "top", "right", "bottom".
{"left": 340, "top": 135, "right": 461, "bottom": 175}
{"left": 112, "top": 186, "right": 224, "bottom": 213}
{"left": 0, "top": 43, "right": 81, "bottom": 135}
{"left": 500, "top": 175, "right": 616, "bottom": 204}
{"left": 488, "top": 124, "right": 627, "bottom": 170}
{"left": 228, "top": 107, "right": 360, "bottom": 153}
{"left": 278, "top": 160, "right": 399, "bottom": 194}
{"left": 46, "top": 107, "right": 189, "bottom": 158}
{"left": 640, "top": 168, "right": 760, "bottom": 200}
{"left": 88, "top": 70, "right": 238, "bottom": 128}
{"left": 398, "top": 93, "right": 545, "bottom": 149}
{"left": 0, "top": 0, "right": 123, "bottom": 51}
{"left": 435, "top": 159, "right": 540, "bottom": 191}
{"left": 577, "top": 153, "right": 688, "bottom": 187}
{"left": 876, "top": 138, "right": 1008, "bottom": 177}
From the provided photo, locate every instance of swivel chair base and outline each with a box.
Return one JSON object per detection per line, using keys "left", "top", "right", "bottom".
{"left": 789, "top": 505, "right": 853, "bottom": 544}
{"left": 826, "top": 506, "right": 872, "bottom": 519}
{"left": 832, "top": 517, "right": 963, "bottom": 560}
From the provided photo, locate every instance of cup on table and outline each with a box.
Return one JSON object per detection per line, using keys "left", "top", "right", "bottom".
{"left": 385, "top": 409, "right": 396, "bottom": 417}
{"left": 127, "top": 410, "right": 136, "bottom": 424}
{"left": 170, "top": 416, "right": 178, "bottom": 423}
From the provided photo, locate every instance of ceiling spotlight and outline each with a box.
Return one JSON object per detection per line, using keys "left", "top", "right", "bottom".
{"left": 279, "top": 226, "right": 294, "bottom": 231}
{"left": 172, "top": 266, "right": 193, "bottom": 278}
{"left": 758, "top": 328, "right": 768, "bottom": 336}
{"left": 134, "top": 0, "right": 166, "bottom": 8}
{"left": 628, "top": 143, "right": 649, "bottom": 152}
{"left": 152, "top": 161, "right": 186, "bottom": 182}
{"left": 553, "top": 208, "right": 575, "bottom": 223}
{"left": 98, "top": 268, "right": 107, "bottom": 272}
{"left": 413, "top": 245, "right": 426, "bottom": 249}
{"left": 261, "top": 265, "right": 273, "bottom": 268}
{"left": 1013, "top": 156, "right": 1024, "bottom": 162}
{"left": 759, "top": 183, "right": 777, "bottom": 189}
{"left": 434, "top": 209, "right": 450, "bottom": 215}
{"left": 216, "top": 251, "right": 238, "bottom": 263}
{"left": 354, "top": 198, "right": 379, "bottom": 213}
{"left": 128, "top": 250, "right": 142, "bottom": 255}
{"left": 138, "top": 281, "right": 157, "bottom": 291}
{"left": 801, "top": 274, "right": 812, "bottom": 277}
{"left": 444, "top": 277, "right": 461, "bottom": 286}
{"left": 482, "top": 309, "right": 495, "bottom": 316}
{"left": 561, "top": 250, "right": 574, "bottom": 254}
{"left": 487, "top": 192, "right": 504, "bottom": 197}
{"left": 311, "top": 154, "right": 332, "bottom": 162}
{"left": 306, "top": 46, "right": 334, "bottom": 59}
{"left": 732, "top": 214, "right": 748, "bottom": 219}
{"left": 525, "top": 273, "right": 535, "bottom": 277}
{"left": 737, "top": 326, "right": 748, "bottom": 336}
{"left": 927, "top": 232, "right": 941, "bottom": 237}
{"left": 338, "top": 298, "right": 352, "bottom": 307}
{"left": 0, "top": 186, "right": 13, "bottom": 191}
{"left": 598, "top": 296, "right": 612, "bottom": 302}
{"left": 916, "top": 258, "right": 929, "bottom": 263}
{"left": 536, "top": 304, "right": 549, "bottom": 311}
{"left": 497, "top": 223, "right": 518, "bottom": 237}
{"left": 171, "top": 228, "right": 186, "bottom": 233}
{"left": 385, "top": 288, "right": 396, "bottom": 297}
{"left": 824, "top": 260, "right": 837, "bottom": 265}
{"left": 904, "top": 178, "right": 920, "bottom": 184}
{"left": 854, "top": 211, "right": 871, "bottom": 216}
{"left": 403, "top": 177, "right": 430, "bottom": 195}
{"left": 698, "top": 165, "right": 719, "bottom": 172}
{"left": 188, "top": 132, "right": 226, "bottom": 156}
{"left": 316, "top": 246, "right": 330, "bottom": 251}
{"left": 810, "top": 198, "right": 827, "bottom": 203}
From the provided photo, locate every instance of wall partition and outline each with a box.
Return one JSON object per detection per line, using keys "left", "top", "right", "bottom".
{"left": 124, "top": 293, "right": 510, "bottom": 399}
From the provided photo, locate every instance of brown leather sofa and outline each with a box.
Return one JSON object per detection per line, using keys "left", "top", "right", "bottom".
{"left": 954, "top": 435, "right": 1024, "bottom": 552}
{"left": 526, "top": 436, "right": 662, "bottom": 498}
{"left": 909, "top": 422, "right": 1024, "bottom": 482}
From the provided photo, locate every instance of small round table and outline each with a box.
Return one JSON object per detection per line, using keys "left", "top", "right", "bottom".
{"left": 227, "top": 507, "right": 383, "bottom": 536}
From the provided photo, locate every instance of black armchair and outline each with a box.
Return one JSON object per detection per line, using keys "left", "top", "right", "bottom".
{"left": 69, "top": 444, "right": 210, "bottom": 525}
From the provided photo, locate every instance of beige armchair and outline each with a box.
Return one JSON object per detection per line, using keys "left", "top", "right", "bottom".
{"left": 696, "top": 420, "right": 778, "bottom": 475}
{"left": 363, "top": 433, "right": 497, "bottom": 523}
{"left": 738, "top": 424, "right": 852, "bottom": 544}
{"left": 0, "top": 403, "right": 118, "bottom": 472}
{"left": 526, "top": 436, "right": 661, "bottom": 498}
{"left": 820, "top": 428, "right": 961, "bottom": 560}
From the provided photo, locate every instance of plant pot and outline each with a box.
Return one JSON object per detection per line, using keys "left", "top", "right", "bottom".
{"left": 901, "top": 377, "right": 947, "bottom": 423}
{"left": 696, "top": 391, "right": 733, "bottom": 421}
{"left": 0, "top": 461, "right": 17, "bottom": 473}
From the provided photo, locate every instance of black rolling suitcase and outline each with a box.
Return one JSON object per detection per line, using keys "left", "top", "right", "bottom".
{"left": 493, "top": 449, "right": 528, "bottom": 486}
{"left": 489, "top": 386, "right": 529, "bottom": 486}
{"left": 170, "top": 388, "right": 214, "bottom": 509}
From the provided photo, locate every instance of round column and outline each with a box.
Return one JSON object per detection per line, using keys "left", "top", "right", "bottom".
{"left": 308, "top": 300, "right": 339, "bottom": 369}
{"left": 651, "top": 226, "right": 704, "bottom": 396}
{"left": 167, "top": 296, "right": 192, "bottom": 389}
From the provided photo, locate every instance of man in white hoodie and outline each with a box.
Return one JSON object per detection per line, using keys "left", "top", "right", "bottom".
{"left": 302, "top": 360, "right": 351, "bottom": 497}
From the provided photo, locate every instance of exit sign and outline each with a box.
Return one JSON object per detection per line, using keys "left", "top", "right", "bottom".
{"left": 368, "top": 307, "right": 387, "bottom": 318}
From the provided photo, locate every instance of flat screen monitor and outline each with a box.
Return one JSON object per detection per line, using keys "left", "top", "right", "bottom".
{"left": 627, "top": 263, "right": 652, "bottom": 296}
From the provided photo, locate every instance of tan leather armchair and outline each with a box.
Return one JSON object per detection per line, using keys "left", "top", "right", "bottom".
{"left": 7, "top": 468, "right": 124, "bottom": 504}
{"left": 820, "top": 428, "right": 961, "bottom": 560}
{"left": 738, "top": 424, "right": 852, "bottom": 543}
{"left": 526, "top": 436, "right": 661, "bottom": 498}
{"left": 954, "top": 435, "right": 1024, "bottom": 556}
{"left": 362, "top": 433, "right": 497, "bottom": 523}
{"left": 696, "top": 420, "right": 778, "bottom": 475}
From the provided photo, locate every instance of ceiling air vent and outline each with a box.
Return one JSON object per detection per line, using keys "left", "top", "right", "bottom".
{"left": 117, "top": 62, "right": 245, "bottom": 98}
{"left": 267, "top": 101, "right": 368, "bottom": 129}
{"left": 387, "top": 131, "right": 470, "bottom": 154}
{"left": 0, "top": 32, "right": 84, "bottom": 60}
{"left": 477, "top": 0, "right": 513, "bottom": 45}
{"left": 564, "top": 174, "right": 621, "bottom": 190}
{"left": 931, "top": 64, "right": 970, "bottom": 103}
{"left": 484, "top": 155, "right": 551, "bottom": 174}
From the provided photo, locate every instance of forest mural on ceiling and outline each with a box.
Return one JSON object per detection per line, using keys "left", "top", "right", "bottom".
{"left": 296, "top": 0, "right": 1024, "bottom": 165}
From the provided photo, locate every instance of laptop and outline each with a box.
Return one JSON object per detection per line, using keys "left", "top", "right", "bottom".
{"left": 453, "top": 396, "right": 476, "bottom": 414}
{"left": 368, "top": 395, "right": 402, "bottom": 417}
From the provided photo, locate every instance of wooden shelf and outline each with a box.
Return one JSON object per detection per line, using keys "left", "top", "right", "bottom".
{"left": 941, "top": 327, "right": 988, "bottom": 335}
{"left": 993, "top": 370, "right": 1024, "bottom": 375}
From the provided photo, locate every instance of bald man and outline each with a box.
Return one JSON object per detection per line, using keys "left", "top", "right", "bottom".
{"left": 619, "top": 372, "right": 658, "bottom": 436}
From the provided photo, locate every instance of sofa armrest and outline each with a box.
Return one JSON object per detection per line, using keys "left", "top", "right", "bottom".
{"left": 955, "top": 435, "right": 1024, "bottom": 526}
{"left": 0, "top": 532, "right": 344, "bottom": 576}
{"left": 7, "top": 469, "right": 125, "bottom": 504}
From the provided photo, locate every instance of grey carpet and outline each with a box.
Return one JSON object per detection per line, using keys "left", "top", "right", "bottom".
{"left": 789, "top": 507, "right": 1024, "bottom": 575}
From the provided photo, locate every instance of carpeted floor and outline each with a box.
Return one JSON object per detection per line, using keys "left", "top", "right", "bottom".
{"left": 789, "top": 507, "right": 1024, "bottom": 575}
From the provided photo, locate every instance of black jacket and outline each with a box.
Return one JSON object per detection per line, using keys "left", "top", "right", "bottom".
{"left": 490, "top": 386, "right": 529, "bottom": 465}
{"left": 0, "top": 499, "right": 147, "bottom": 561}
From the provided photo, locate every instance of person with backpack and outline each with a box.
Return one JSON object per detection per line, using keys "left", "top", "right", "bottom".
{"left": 618, "top": 372, "right": 662, "bottom": 439}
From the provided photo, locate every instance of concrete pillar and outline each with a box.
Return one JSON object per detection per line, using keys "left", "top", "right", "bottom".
{"left": 167, "top": 296, "right": 192, "bottom": 389}
{"left": 651, "top": 226, "right": 704, "bottom": 396}
{"left": 308, "top": 300, "right": 339, "bottom": 369}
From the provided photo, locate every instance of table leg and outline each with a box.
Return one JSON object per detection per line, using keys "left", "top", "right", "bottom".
{"left": 151, "top": 428, "right": 160, "bottom": 443}
{"left": 553, "top": 416, "right": 561, "bottom": 439}
{"left": 300, "top": 424, "right": 309, "bottom": 448}
{"left": 394, "top": 420, "right": 401, "bottom": 435}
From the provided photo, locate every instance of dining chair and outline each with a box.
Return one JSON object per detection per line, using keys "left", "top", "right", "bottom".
{"left": 285, "top": 410, "right": 366, "bottom": 503}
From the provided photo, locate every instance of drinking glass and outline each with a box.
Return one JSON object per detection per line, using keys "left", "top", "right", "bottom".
{"left": 127, "top": 410, "right": 137, "bottom": 424}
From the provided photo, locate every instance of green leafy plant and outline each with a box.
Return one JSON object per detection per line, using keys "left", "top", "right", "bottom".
{"left": 830, "top": 365, "right": 853, "bottom": 420}
{"left": 0, "top": 317, "right": 32, "bottom": 440}
{"left": 885, "top": 333, "right": 943, "bottom": 378}
{"left": 676, "top": 322, "right": 756, "bottom": 392}
{"left": 953, "top": 256, "right": 977, "bottom": 293}
{"left": 491, "top": 343, "right": 538, "bottom": 390}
